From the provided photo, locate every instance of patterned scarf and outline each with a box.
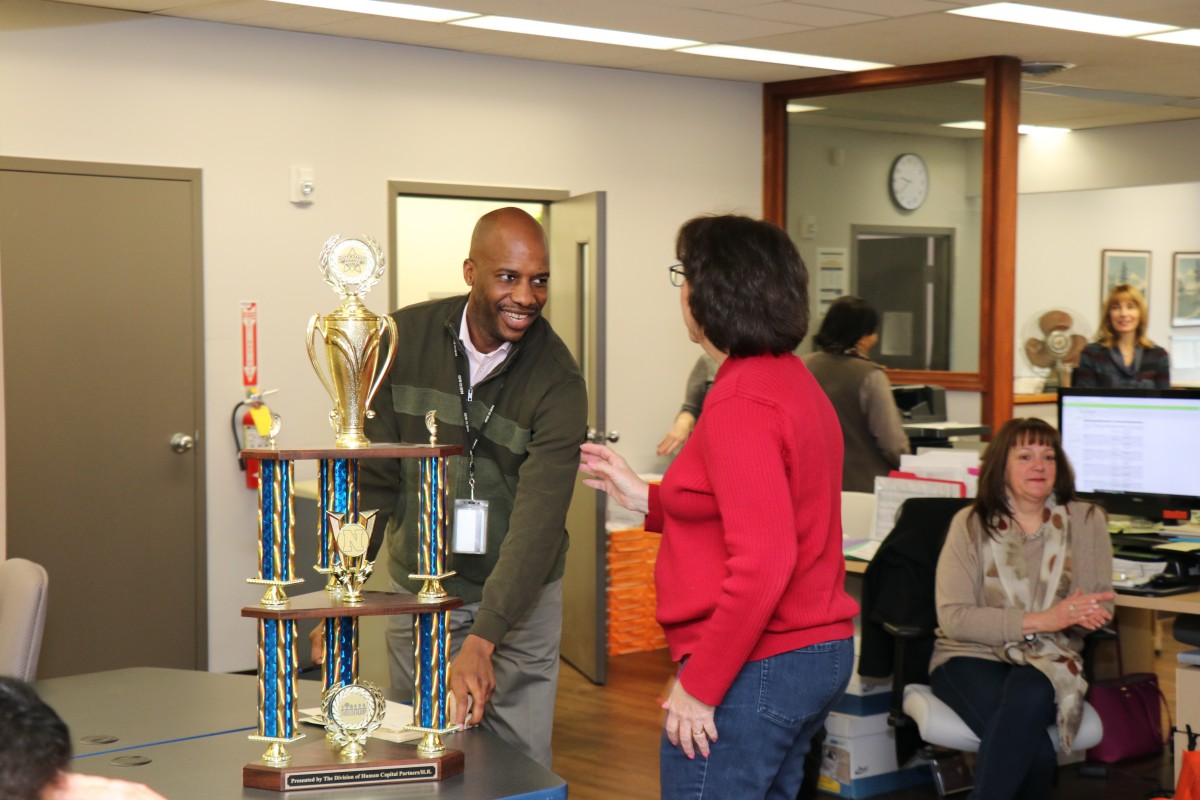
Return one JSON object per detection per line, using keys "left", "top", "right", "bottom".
{"left": 981, "top": 499, "right": 1087, "bottom": 752}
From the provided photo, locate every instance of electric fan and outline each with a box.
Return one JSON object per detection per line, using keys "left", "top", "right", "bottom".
{"left": 1021, "top": 309, "right": 1089, "bottom": 389}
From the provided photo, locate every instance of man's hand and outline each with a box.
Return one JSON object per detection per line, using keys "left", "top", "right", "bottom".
{"left": 308, "top": 623, "right": 324, "bottom": 665}
{"left": 449, "top": 634, "right": 496, "bottom": 727}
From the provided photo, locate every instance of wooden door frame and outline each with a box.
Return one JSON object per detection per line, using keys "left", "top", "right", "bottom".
{"left": 386, "top": 183, "right": 609, "bottom": 684}
{"left": 0, "top": 155, "right": 207, "bottom": 667}
{"left": 763, "top": 56, "right": 1020, "bottom": 432}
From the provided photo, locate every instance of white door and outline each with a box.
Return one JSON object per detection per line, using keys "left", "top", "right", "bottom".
{"left": 546, "top": 192, "right": 608, "bottom": 684}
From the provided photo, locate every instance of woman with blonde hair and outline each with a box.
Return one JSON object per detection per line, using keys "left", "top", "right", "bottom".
{"left": 1073, "top": 283, "right": 1169, "bottom": 388}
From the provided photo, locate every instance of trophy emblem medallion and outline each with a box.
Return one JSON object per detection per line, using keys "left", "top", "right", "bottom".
{"left": 323, "top": 681, "right": 385, "bottom": 761}
{"left": 320, "top": 236, "right": 385, "bottom": 298}
{"left": 326, "top": 510, "right": 377, "bottom": 604}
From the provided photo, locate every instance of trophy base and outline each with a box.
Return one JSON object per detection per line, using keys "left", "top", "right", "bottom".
{"left": 243, "top": 738, "right": 464, "bottom": 792}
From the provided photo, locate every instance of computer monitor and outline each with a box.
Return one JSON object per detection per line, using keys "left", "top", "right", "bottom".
{"left": 1057, "top": 387, "right": 1200, "bottom": 523}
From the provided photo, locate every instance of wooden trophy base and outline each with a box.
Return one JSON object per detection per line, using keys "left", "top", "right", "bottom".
{"left": 244, "top": 738, "right": 464, "bottom": 792}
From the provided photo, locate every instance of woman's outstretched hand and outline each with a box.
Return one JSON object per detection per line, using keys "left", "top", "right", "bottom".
{"left": 579, "top": 443, "right": 650, "bottom": 515}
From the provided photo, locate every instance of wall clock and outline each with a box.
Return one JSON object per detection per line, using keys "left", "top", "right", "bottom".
{"left": 889, "top": 153, "right": 928, "bottom": 210}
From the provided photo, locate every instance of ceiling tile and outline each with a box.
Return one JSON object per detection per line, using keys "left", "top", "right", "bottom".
{"left": 499, "top": 0, "right": 807, "bottom": 41}
{"left": 1028, "top": 0, "right": 1200, "bottom": 28}
{"left": 26, "top": 0, "right": 1200, "bottom": 130}
{"left": 734, "top": 3, "right": 884, "bottom": 27}
{"left": 790, "top": 0, "right": 960, "bottom": 13}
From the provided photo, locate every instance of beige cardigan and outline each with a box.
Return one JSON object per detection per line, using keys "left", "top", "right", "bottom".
{"left": 930, "top": 502, "right": 1114, "bottom": 674}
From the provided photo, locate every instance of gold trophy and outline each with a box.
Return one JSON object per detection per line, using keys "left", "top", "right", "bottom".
{"left": 307, "top": 235, "right": 398, "bottom": 448}
{"left": 326, "top": 510, "right": 377, "bottom": 604}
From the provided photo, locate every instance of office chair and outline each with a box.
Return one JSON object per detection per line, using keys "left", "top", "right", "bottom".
{"left": 0, "top": 558, "right": 49, "bottom": 681}
{"left": 860, "top": 498, "right": 1104, "bottom": 797}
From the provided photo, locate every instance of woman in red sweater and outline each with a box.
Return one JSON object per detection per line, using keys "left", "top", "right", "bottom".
{"left": 581, "top": 215, "right": 859, "bottom": 799}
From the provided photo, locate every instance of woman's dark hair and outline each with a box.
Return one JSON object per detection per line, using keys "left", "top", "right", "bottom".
{"left": 973, "top": 417, "right": 1078, "bottom": 537}
{"left": 813, "top": 296, "right": 880, "bottom": 354}
{"left": 676, "top": 215, "right": 809, "bottom": 357}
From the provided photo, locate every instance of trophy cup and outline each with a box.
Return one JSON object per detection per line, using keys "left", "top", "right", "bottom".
{"left": 307, "top": 235, "right": 398, "bottom": 448}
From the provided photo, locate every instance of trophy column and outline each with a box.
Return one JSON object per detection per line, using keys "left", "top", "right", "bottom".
{"left": 248, "top": 457, "right": 304, "bottom": 764}
{"left": 408, "top": 454, "right": 456, "bottom": 756}
{"left": 317, "top": 457, "right": 359, "bottom": 692}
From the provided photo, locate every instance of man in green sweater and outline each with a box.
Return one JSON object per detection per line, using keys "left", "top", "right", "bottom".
{"left": 359, "top": 207, "right": 587, "bottom": 769}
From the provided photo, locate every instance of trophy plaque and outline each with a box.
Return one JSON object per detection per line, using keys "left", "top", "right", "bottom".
{"left": 307, "top": 235, "right": 398, "bottom": 449}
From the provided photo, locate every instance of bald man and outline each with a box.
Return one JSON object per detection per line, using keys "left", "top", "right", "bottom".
{"left": 359, "top": 208, "right": 587, "bottom": 769}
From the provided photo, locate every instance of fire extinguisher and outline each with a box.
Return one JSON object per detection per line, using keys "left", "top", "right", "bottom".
{"left": 233, "top": 389, "right": 277, "bottom": 490}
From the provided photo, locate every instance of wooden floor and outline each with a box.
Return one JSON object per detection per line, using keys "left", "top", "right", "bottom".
{"left": 553, "top": 648, "right": 675, "bottom": 800}
{"left": 552, "top": 628, "right": 1186, "bottom": 800}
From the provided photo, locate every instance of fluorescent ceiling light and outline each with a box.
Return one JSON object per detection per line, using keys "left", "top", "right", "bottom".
{"left": 266, "top": 0, "right": 476, "bottom": 22}
{"left": 1140, "top": 28, "right": 1200, "bottom": 46}
{"left": 948, "top": 3, "right": 1176, "bottom": 38}
{"left": 942, "top": 120, "right": 1072, "bottom": 134}
{"left": 1018, "top": 124, "right": 1071, "bottom": 135}
{"left": 679, "top": 44, "right": 889, "bottom": 72}
{"left": 451, "top": 15, "right": 699, "bottom": 50}
{"left": 786, "top": 103, "right": 825, "bottom": 113}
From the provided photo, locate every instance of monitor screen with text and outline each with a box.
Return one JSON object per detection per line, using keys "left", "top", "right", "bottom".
{"left": 1058, "top": 388, "right": 1200, "bottom": 517}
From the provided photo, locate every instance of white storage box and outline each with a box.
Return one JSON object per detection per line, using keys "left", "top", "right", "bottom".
{"left": 818, "top": 712, "right": 931, "bottom": 798}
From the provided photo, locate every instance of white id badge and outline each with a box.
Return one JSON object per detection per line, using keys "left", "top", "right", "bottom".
{"left": 453, "top": 499, "right": 489, "bottom": 554}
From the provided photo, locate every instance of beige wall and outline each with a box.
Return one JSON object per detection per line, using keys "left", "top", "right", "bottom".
{"left": 0, "top": 0, "right": 761, "bottom": 670}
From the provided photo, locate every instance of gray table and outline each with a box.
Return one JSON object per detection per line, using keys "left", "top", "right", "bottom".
{"left": 38, "top": 668, "right": 566, "bottom": 799}
{"left": 37, "top": 668, "right": 258, "bottom": 755}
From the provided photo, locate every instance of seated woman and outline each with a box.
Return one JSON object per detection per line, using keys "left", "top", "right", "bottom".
{"left": 803, "top": 296, "right": 909, "bottom": 492}
{"left": 1073, "top": 283, "right": 1170, "bottom": 388}
{"left": 930, "top": 418, "right": 1115, "bottom": 800}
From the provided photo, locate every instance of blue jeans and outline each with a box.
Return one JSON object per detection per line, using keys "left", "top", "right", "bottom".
{"left": 930, "top": 657, "right": 1058, "bottom": 800}
{"left": 660, "top": 637, "right": 853, "bottom": 800}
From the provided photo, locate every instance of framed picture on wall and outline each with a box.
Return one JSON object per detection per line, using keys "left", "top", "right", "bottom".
{"left": 1173, "top": 252, "right": 1200, "bottom": 327}
{"left": 1101, "top": 250, "right": 1151, "bottom": 302}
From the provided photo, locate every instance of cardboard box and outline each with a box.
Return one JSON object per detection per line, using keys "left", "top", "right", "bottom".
{"left": 831, "top": 671, "right": 891, "bottom": 717}
{"left": 818, "top": 712, "right": 931, "bottom": 798}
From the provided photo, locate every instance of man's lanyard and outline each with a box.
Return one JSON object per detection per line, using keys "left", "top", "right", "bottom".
{"left": 451, "top": 337, "right": 509, "bottom": 500}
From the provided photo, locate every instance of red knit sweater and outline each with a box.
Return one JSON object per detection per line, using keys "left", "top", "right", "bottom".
{"left": 646, "top": 353, "right": 859, "bottom": 706}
